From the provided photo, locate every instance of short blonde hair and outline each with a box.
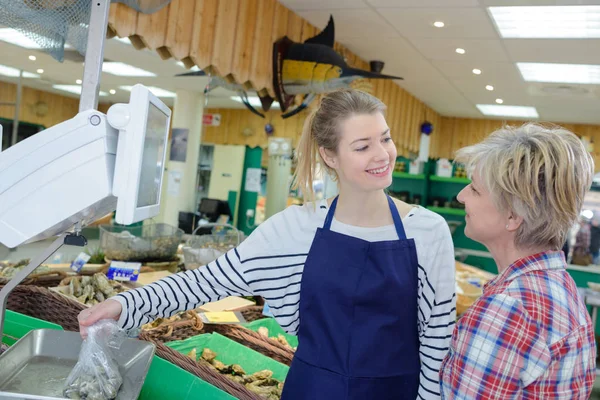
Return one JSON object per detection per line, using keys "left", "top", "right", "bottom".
{"left": 292, "top": 89, "right": 386, "bottom": 203}
{"left": 455, "top": 123, "right": 594, "bottom": 250}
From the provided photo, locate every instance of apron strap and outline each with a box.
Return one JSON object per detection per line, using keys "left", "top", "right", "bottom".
{"left": 387, "top": 195, "right": 408, "bottom": 240}
{"left": 324, "top": 196, "right": 408, "bottom": 240}
{"left": 323, "top": 196, "right": 339, "bottom": 230}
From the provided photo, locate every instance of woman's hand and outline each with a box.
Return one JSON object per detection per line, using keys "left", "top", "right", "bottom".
{"left": 78, "top": 299, "right": 122, "bottom": 339}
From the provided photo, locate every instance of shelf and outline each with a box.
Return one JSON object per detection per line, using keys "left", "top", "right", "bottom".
{"left": 429, "top": 176, "right": 471, "bottom": 184}
{"left": 392, "top": 172, "right": 426, "bottom": 180}
{"left": 427, "top": 206, "right": 467, "bottom": 216}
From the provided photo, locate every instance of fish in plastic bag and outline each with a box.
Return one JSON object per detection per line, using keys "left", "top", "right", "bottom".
{"left": 64, "top": 319, "right": 126, "bottom": 400}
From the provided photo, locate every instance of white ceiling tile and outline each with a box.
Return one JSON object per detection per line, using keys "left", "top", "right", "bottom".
{"left": 342, "top": 36, "right": 421, "bottom": 68}
{"left": 503, "top": 39, "right": 600, "bottom": 65}
{"left": 279, "top": 0, "right": 367, "bottom": 11}
{"left": 379, "top": 7, "right": 500, "bottom": 39}
{"left": 409, "top": 38, "right": 510, "bottom": 62}
{"left": 536, "top": 105, "right": 600, "bottom": 125}
{"left": 453, "top": 78, "right": 529, "bottom": 101}
{"left": 482, "top": 0, "right": 600, "bottom": 6}
{"left": 297, "top": 9, "right": 399, "bottom": 38}
{"left": 431, "top": 60, "right": 523, "bottom": 86}
{"left": 367, "top": 0, "right": 479, "bottom": 7}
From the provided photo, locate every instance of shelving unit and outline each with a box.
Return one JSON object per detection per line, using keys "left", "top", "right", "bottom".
{"left": 392, "top": 172, "right": 426, "bottom": 180}
{"left": 429, "top": 176, "right": 471, "bottom": 184}
{"left": 426, "top": 206, "right": 467, "bottom": 216}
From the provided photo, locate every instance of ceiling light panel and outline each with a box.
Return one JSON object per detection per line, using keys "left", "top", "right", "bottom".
{"left": 120, "top": 85, "right": 176, "bottom": 98}
{"left": 54, "top": 84, "right": 108, "bottom": 96}
{"left": 517, "top": 62, "right": 600, "bottom": 84}
{"left": 476, "top": 104, "right": 539, "bottom": 118}
{"left": 102, "top": 62, "right": 156, "bottom": 77}
{"left": 489, "top": 6, "right": 600, "bottom": 38}
{"left": 0, "top": 64, "right": 39, "bottom": 78}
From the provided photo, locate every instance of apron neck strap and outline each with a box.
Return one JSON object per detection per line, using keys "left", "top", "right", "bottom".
{"left": 387, "top": 195, "right": 407, "bottom": 240}
{"left": 323, "top": 196, "right": 339, "bottom": 230}
{"left": 323, "top": 195, "right": 408, "bottom": 240}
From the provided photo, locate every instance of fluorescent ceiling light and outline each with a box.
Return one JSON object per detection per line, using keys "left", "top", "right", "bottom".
{"left": 0, "top": 64, "right": 39, "bottom": 78}
{"left": 517, "top": 62, "right": 600, "bottom": 84}
{"left": 489, "top": 6, "right": 600, "bottom": 38}
{"left": 120, "top": 85, "right": 176, "bottom": 98}
{"left": 53, "top": 84, "right": 108, "bottom": 96}
{"left": 433, "top": 21, "right": 445, "bottom": 28}
{"left": 230, "top": 96, "right": 280, "bottom": 109}
{"left": 0, "top": 28, "right": 72, "bottom": 49}
{"left": 113, "top": 36, "right": 131, "bottom": 45}
{"left": 176, "top": 61, "right": 202, "bottom": 72}
{"left": 0, "top": 28, "right": 42, "bottom": 49}
{"left": 476, "top": 104, "right": 538, "bottom": 118}
{"left": 102, "top": 62, "right": 156, "bottom": 77}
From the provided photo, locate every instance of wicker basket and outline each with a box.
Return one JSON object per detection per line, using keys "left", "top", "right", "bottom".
{"left": 240, "top": 305, "right": 267, "bottom": 323}
{"left": 139, "top": 306, "right": 295, "bottom": 400}
{"left": 0, "top": 270, "right": 69, "bottom": 288}
{"left": 141, "top": 321, "right": 294, "bottom": 366}
{"left": 139, "top": 335, "right": 262, "bottom": 400}
{"left": 1, "top": 284, "right": 85, "bottom": 331}
{"left": 139, "top": 324, "right": 293, "bottom": 400}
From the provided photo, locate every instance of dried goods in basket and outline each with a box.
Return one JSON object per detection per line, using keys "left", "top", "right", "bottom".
{"left": 50, "top": 273, "right": 129, "bottom": 307}
{"left": 138, "top": 336, "right": 263, "bottom": 400}
{"left": 191, "top": 348, "right": 284, "bottom": 399}
{"left": 0, "top": 259, "right": 68, "bottom": 287}
{"left": 140, "top": 310, "right": 294, "bottom": 366}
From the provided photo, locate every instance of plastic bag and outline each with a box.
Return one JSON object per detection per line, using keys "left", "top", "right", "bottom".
{"left": 64, "top": 319, "right": 126, "bottom": 400}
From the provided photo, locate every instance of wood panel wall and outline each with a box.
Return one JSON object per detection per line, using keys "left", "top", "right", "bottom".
{"left": 202, "top": 108, "right": 600, "bottom": 171}
{"left": 107, "top": 0, "right": 440, "bottom": 156}
{"left": 439, "top": 117, "right": 600, "bottom": 170}
{"left": 0, "top": 81, "right": 79, "bottom": 127}
{"left": 0, "top": 80, "right": 112, "bottom": 128}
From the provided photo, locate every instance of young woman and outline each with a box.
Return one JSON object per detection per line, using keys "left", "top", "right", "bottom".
{"left": 79, "top": 89, "right": 456, "bottom": 400}
{"left": 441, "top": 123, "right": 596, "bottom": 399}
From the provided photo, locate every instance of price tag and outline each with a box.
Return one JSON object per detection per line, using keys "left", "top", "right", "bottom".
{"left": 70, "top": 252, "right": 91, "bottom": 273}
{"left": 203, "top": 312, "right": 241, "bottom": 323}
{"left": 262, "top": 303, "right": 273, "bottom": 318}
{"left": 107, "top": 261, "right": 141, "bottom": 282}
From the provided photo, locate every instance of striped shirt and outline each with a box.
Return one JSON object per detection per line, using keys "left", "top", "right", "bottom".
{"left": 114, "top": 200, "right": 456, "bottom": 399}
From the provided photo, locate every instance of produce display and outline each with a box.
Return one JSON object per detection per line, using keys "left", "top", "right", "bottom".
{"left": 0, "top": 259, "right": 50, "bottom": 278}
{"left": 53, "top": 274, "right": 127, "bottom": 306}
{"left": 455, "top": 262, "right": 495, "bottom": 316}
{"left": 189, "top": 348, "right": 284, "bottom": 400}
{"left": 141, "top": 310, "right": 204, "bottom": 338}
{"left": 100, "top": 224, "right": 183, "bottom": 262}
{"left": 257, "top": 327, "right": 296, "bottom": 351}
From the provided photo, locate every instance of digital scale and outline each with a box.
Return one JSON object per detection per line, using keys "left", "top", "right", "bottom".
{"left": 0, "top": 1, "right": 173, "bottom": 398}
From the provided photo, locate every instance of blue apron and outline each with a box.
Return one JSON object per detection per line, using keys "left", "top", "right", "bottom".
{"left": 282, "top": 195, "right": 421, "bottom": 400}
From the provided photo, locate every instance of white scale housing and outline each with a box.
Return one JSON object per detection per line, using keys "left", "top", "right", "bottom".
{"left": 0, "top": 84, "right": 172, "bottom": 248}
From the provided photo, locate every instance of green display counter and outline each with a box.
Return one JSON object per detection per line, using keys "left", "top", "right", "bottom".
{"left": 2, "top": 310, "right": 235, "bottom": 400}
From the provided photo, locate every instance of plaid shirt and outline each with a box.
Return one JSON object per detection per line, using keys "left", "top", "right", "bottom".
{"left": 441, "top": 251, "right": 596, "bottom": 399}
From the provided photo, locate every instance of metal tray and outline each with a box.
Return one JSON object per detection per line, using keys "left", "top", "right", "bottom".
{"left": 0, "top": 329, "right": 155, "bottom": 400}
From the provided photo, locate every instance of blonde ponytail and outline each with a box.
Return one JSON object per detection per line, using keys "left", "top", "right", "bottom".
{"left": 292, "top": 110, "right": 318, "bottom": 203}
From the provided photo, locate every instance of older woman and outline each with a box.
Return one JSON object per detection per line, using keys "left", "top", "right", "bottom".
{"left": 441, "top": 123, "right": 597, "bottom": 399}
